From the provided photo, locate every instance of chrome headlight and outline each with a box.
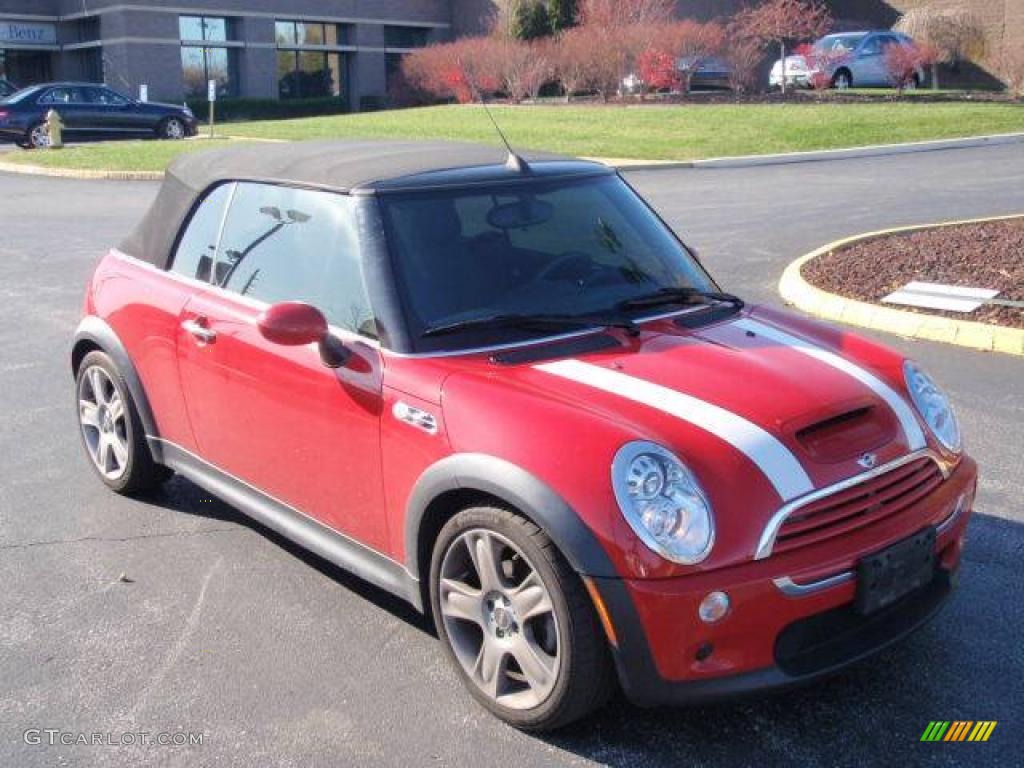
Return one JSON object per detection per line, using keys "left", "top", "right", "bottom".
{"left": 611, "top": 441, "right": 714, "bottom": 565}
{"left": 904, "top": 360, "right": 961, "bottom": 454}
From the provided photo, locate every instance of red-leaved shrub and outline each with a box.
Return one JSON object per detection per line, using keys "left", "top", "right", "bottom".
{"left": 884, "top": 40, "right": 937, "bottom": 94}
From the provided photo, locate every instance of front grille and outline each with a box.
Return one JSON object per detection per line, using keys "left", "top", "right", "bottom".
{"left": 773, "top": 457, "right": 944, "bottom": 554}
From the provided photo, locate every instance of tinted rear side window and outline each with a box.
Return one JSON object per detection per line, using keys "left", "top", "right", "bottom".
{"left": 170, "top": 183, "right": 234, "bottom": 282}
{"left": 213, "top": 183, "right": 375, "bottom": 337}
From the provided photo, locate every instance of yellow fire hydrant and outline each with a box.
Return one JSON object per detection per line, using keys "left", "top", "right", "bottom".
{"left": 45, "top": 109, "right": 64, "bottom": 149}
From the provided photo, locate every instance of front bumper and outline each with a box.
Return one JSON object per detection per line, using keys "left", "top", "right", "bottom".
{"left": 592, "top": 455, "right": 976, "bottom": 706}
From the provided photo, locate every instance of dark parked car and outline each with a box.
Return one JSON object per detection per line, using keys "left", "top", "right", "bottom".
{"left": 679, "top": 56, "right": 732, "bottom": 90}
{"left": 0, "top": 82, "right": 197, "bottom": 148}
{"left": 0, "top": 79, "right": 17, "bottom": 99}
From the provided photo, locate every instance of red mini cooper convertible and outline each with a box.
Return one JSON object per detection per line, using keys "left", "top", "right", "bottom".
{"left": 73, "top": 140, "right": 976, "bottom": 730}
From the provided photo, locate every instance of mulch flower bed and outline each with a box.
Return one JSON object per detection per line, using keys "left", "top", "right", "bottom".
{"left": 803, "top": 218, "right": 1024, "bottom": 329}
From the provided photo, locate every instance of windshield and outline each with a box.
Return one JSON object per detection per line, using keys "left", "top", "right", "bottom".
{"left": 814, "top": 34, "right": 866, "bottom": 54}
{"left": 380, "top": 174, "right": 717, "bottom": 352}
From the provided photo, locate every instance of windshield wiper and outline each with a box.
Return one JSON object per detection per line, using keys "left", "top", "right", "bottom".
{"left": 617, "top": 286, "right": 744, "bottom": 312}
{"left": 421, "top": 312, "right": 639, "bottom": 339}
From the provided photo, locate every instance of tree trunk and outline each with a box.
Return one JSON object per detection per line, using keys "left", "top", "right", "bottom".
{"left": 779, "top": 41, "right": 787, "bottom": 95}
{"left": 931, "top": 62, "right": 939, "bottom": 90}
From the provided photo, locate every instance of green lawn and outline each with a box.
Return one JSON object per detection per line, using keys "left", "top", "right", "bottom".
{"left": 4, "top": 102, "right": 1022, "bottom": 171}
{"left": 1, "top": 137, "right": 237, "bottom": 172}
{"left": 226, "top": 103, "right": 1024, "bottom": 160}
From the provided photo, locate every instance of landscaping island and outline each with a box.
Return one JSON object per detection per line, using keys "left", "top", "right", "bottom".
{"left": 803, "top": 217, "right": 1023, "bottom": 329}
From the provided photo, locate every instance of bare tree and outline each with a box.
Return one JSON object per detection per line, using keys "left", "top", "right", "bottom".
{"left": 895, "top": 6, "right": 987, "bottom": 90}
{"left": 577, "top": 0, "right": 676, "bottom": 28}
{"left": 551, "top": 27, "right": 592, "bottom": 101}
{"left": 733, "top": 0, "right": 832, "bottom": 94}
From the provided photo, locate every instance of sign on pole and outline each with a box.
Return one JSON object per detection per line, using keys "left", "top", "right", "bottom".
{"left": 207, "top": 79, "right": 217, "bottom": 138}
{"left": 139, "top": 84, "right": 148, "bottom": 103}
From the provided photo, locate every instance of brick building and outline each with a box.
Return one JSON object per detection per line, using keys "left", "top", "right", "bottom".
{"left": 0, "top": 1, "right": 452, "bottom": 108}
{"left": 0, "top": 1, "right": 1015, "bottom": 106}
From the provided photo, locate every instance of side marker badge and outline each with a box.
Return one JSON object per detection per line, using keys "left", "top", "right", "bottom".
{"left": 393, "top": 401, "right": 438, "bottom": 435}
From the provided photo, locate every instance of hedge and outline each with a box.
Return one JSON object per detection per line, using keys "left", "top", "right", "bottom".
{"left": 185, "top": 97, "right": 349, "bottom": 122}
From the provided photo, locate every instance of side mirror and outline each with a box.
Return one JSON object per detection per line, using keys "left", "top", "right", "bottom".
{"left": 258, "top": 301, "right": 328, "bottom": 346}
{"left": 257, "top": 301, "right": 351, "bottom": 368}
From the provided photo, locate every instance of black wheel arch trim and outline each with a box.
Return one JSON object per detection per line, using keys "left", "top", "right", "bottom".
{"left": 71, "top": 316, "right": 161, "bottom": 453}
{"left": 404, "top": 452, "right": 621, "bottom": 581}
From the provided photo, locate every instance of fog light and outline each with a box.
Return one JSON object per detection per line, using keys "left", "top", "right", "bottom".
{"left": 698, "top": 591, "right": 730, "bottom": 623}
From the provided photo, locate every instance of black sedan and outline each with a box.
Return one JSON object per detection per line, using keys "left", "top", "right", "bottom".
{"left": 0, "top": 82, "right": 197, "bottom": 148}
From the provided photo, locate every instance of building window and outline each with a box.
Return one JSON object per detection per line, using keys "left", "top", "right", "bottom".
{"left": 275, "top": 20, "right": 349, "bottom": 100}
{"left": 74, "top": 17, "right": 101, "bottom": 43}
{"left": 76, "top": 49, "right": 104, "bottom": 82}
{"left": 0, "top": 49, "right": 53, "bottom": 86}
{"left": 275, "top": 21, "right": 351, "bottom": 48}
{"left": 179, "top": 15, "right": 238, "bottom": 99}
{"left": 383, "top": 26, "right": 430, "bottom": 49}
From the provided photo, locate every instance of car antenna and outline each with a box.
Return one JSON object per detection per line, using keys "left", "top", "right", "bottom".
{"left": 481, "top": 98, "right": 530, "bottom": 173}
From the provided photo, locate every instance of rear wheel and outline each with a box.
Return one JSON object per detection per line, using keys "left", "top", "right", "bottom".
{"left": 27, "top": 122, "right": 49, "bottom": 149}
{"left": 76, "top": 350, "right": 171, "bottom": 494}
{"left": 159, "top": 117, "right": 186, "bottom": 140}
{"left": 429, "top": 506, "right": 614, "bottom": 731}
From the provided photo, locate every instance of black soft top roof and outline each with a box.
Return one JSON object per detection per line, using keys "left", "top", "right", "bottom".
{"left": 120, "top": 139, "right": 610, "bottom": 268}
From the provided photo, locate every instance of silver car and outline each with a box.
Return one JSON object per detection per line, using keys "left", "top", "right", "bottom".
{"left": 770, "top": 31, "right": 923, "bottom": 90}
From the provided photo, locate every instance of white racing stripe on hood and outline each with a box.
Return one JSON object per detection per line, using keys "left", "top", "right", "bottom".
{"left": 535, "top": 358, "right": 814, "bottom": 501}
{"left": 734, "top": 318, "right": 926, "bottom": 451}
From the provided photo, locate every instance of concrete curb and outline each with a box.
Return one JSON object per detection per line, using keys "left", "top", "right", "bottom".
{"left": 0, "top": 159, "right": 163, "bottom": 181}
{"left": 779, "top": 214, "right": 1024, "bottom": 357}
{"left": 598, "top": 131, "right": 1024, "bottom": 171}
{"left": 688, "top": 131, "right": 1024, "bottom": 169}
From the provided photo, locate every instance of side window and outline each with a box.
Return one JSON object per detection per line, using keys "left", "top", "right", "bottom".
{"left": 878, "top": 35, "right": 901, "bottom": 53}
{"left": 40, "top": 87, "right": 80, "bottom": 104}
{"left": 861, "top": 36, "right": 882, "bottom": 56}
{"left": 214, "top": 183, "right": 375, "bottom": 337}
{"left": 170, "top": 184, "right": 234, "bottom": 281}
{"left": 88, "top": 87, "right": 129, "bottom": 106}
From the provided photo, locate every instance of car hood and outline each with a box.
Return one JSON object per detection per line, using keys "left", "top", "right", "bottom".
{"left": 442, "top": 308, "right": 927, "bottom": 506}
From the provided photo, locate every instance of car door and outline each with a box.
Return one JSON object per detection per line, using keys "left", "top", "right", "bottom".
{"left": 854, "top": 34, "right": 887, "bottom": 86}
{"left": 175, "top": 182, "right": 389, "bottom": 551}
{"left": 85, "top": 86, "right": 150, "bottom": 134}
{"left": 38, "top": 86, "right": 92, "bottom": 131}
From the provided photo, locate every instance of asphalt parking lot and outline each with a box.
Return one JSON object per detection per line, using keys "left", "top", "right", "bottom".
{"left": 1, "top": 144, "right": 1022, "bottom": 767}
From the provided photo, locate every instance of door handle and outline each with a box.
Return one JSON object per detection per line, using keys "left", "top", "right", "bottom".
{"left": 182, "top": 318, "right": 217, "bottom": 344}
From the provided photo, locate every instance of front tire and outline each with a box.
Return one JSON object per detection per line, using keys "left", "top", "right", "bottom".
{"left": 832, "top": 69, "right": 852, "bottom": 90}
{"left": 76, "top": 350, "right": 171, "bottom": 494}
{"left": 159, "top": 117, "right": 186, "bottom": 140}
{"left": 429, "top": 507, "right": 614, "bottom": 731}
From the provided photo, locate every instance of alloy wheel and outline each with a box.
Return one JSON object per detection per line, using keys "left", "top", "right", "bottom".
{"left": 78, "top": 366, "right": 130, "bottom": 480}
{"left": 163, "top": 119, "right": 185, "bottom": 140}
{"left": 29, "top": 124, "right": 50, "bottom": 149}
{"left": 439, "top": 528, "right": 561, "bottom": 710}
